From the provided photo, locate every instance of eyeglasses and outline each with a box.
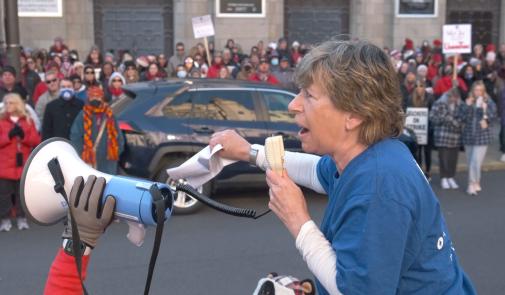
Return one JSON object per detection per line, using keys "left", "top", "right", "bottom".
{"left": 45, "top": 78, "right": 58, "bottom": 84}
{"left": 111, "top": 79, "right": 122, "bottom": 83}
{"left": 85, "top": 71, "right": 94, "bottom": 74}
{"left": 176, "top": 48, "right": 184, "bottom": 52}
{"left": 72, "top": 80, "right": 81, "bottom": 84}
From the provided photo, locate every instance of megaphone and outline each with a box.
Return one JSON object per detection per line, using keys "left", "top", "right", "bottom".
{"left": 20, "top": 138, "right": 173, "bottom": 226}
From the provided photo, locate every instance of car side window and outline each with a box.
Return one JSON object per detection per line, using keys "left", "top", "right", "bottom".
{"left": 263, "top": 92, "right": 295, "bottom": 123}
{"left": 161, "top": 91, "right": 193, "bottom": 118}
{"left": 145, "top": 90, "right": 193, "bottom": 118}
{"left": 192, "top": 90, "right": 256, "bottom": 121}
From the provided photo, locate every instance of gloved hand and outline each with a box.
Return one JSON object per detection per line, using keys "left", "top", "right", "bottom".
{"left": 62, "top": 175, "right": 116, "bottom": 248}
{"left": 8, "top": 124, "right": 24, "bottom": 140}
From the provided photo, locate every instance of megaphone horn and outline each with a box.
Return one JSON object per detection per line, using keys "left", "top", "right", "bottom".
{"left": 20, "top": 138, "right": 173, "bottom": 226}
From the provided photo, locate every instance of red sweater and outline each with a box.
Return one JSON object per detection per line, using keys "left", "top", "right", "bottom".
{"left": 249, "top": 73, "right": 280, "bottom": 85}
{"left": 433, "top": 76, "right": 468, "bottom": 96}
{"left": 0, "top": 116, "right": 40, "bottom": 180}
{"left": 44, "top": 248, "right": 90, "bottom": 295}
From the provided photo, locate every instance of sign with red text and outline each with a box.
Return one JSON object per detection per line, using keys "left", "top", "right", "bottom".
{"left": 442, "top": 24, "right": 472, "bottom": 54}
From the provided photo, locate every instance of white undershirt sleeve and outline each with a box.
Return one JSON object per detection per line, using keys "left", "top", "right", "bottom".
{"left": 296, "top": 220, "right": 342, "bottom": 295}
{"left": 251, "top": 144, "right": 325, "bottom": 194}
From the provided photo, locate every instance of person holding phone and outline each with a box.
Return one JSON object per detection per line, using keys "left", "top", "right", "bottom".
{"left": 461, "top": 81, "right": 497, "bottom": 195}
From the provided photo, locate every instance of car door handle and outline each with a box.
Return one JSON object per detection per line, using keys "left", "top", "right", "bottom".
{"left": 192, "top": 126, "right": 214, "bottom": 134}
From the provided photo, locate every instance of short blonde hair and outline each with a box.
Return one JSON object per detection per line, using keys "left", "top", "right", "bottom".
{"left": 294, "top": 40, "right": 404, "bottom": 145}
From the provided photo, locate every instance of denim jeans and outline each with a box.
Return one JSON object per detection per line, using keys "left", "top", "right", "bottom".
{"left": 464, "top": 145, "right": 488, "bottom": 183}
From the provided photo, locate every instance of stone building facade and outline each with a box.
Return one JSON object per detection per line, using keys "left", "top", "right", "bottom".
{"left": 1, "top": 0, "right": 505, "bottom": 58}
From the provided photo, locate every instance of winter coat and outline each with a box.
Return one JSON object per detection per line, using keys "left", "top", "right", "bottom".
{"left": 460, "top": 97, "right": 497, "bottom": 146}
{"left": 429, "top": 93, "right": 465, "bottom": 148}
{"left": 0, "top": 116, "right": 41, "bottom": 180}
{"left": 69, "top": 110, "right": 125, "bottom": 174}
{"left": 434, "top": 76, "right": 468, "bottom": 97}
{"left": 42, "top": 97, "right": 84, "bottom": 140}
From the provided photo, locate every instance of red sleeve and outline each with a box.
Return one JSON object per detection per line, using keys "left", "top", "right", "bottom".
{"left": 21, "top": 120, "right": 41, "bottom": 147}
{"left": 433, "top": 79, "right": 444, "bottom": 96}
{"left": 458, "top": 77, "right": 468, "bottom": 92}
{"left": 207, "top": 66, "right": 218, "bottom": 78}
{"left": 44, "top": 248, "right": 91, "bottom": 295}
{"left": 0, "top": 122, "right": 10, "bottom": 148}
{"left": 268, "top": 75, "right": 280, "bottom": 85}
{"left": 33, "top": 82, "right": 48, "bottom": 105}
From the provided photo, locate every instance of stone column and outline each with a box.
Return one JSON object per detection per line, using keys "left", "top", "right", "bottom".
{"left": 350, "top": 0, "right": 393, "bottom": 48}
{"left": 500, "top": 0, "right": 505, "bottom": 45}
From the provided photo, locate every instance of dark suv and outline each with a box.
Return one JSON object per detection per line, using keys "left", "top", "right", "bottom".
{"left": 117, "top": 79, "right": 301, "bottom": 213}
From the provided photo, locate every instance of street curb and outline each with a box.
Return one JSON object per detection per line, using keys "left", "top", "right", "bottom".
{"left": 430, "top": 161, "right": 505, "bottom": 174}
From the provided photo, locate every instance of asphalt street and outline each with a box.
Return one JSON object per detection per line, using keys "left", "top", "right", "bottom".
{"left": 1, "top": 170, "right": 504, "bottom": 295}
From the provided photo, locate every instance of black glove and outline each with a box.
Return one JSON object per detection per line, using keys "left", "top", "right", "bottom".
{"left": 8, "top": 124, "right": 24, "bottom": 140}
{"left": 62, "top": 176, "right": 116, "bottom": 248}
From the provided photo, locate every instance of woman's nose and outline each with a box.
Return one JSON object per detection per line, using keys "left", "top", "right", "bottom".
{"left": 288, "top": 92, "right": 303, "bottom": 113}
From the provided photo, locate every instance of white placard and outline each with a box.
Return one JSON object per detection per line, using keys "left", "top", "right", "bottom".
{"left": 18, "top": 0, "right": 63, "bottom": 17}
{"left": 442, "top": 24, "right": 472, "bottom": 54}
{"left": 405, "top": 107, "right": 429, "bottom": 145}
{"left": 192, "top": 15, "right": 215, "bottom": 39}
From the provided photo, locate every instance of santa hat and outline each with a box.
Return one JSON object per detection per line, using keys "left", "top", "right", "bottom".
{"left": 433, "top": 39, "right": 442, "bottom": 47}
{"left": 404, "top": 38, "right": 414, "bottom": 50}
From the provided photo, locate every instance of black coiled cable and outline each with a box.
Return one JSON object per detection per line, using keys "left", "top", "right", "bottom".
{"left": 175, "top": 184, "right": 270, "bottom": 219}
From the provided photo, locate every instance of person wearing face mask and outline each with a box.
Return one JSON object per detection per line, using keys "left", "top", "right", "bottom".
{"left": 175, "top": 64, "right": 188, "bottom": 79}
{"left": 41, "top": 78, "right": 84, "bottom": 140}
{"left": 459, "top": 65, "right": 478, "bottom": 91}
{"left": 70, "top": 86, "right": 124, "bottom": 174}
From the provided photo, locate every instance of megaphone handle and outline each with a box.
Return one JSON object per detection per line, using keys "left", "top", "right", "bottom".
{"left": 47, "top": 158, "right": 89, "bottom": 295}
{"left": 47, "top": 158, "right": 65, "bottom": 192}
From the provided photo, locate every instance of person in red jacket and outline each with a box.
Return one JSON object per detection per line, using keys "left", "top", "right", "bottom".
{"left": 206, "top": 51, "right": 225, "bottom": 78}
{"left": 433, "top": 65, "right": 468, "bottom": 98}
{"left": 249, "top": 57, "right": 280, "bottom": 85}
{"left": 0, "top": 93, "right": 41, "bottom": 232}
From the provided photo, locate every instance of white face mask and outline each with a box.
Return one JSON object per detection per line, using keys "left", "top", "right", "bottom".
{"left": 59, "top": 88, "right": 74, "bottom": 101}
{"left": 177, "top": 70, "right": 187, "bottom": 78}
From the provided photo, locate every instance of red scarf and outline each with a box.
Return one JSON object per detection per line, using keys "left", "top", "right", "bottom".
{"left": 109, "top": 86, "right": 123, "bottom": 97}
{"left": 81, "top": 103, "right": 119, "bottom": 166}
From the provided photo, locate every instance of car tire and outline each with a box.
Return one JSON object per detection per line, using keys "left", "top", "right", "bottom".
{"left": 155, "top": 155, "right": 212, "bottom": 215}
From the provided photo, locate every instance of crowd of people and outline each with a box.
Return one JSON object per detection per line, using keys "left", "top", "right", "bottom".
{"left": 0, "top": 36, "right": 504, "bottom": 232}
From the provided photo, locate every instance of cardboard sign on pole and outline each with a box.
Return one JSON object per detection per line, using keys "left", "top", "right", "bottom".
{"left": 405, "top": 107, "right": 429, "bottom": 145}
{"left": 442, "top": 24, "right": 472, "bottom": 54}
{"left": 192, "top": 15, "right": 215, "bottom": 67}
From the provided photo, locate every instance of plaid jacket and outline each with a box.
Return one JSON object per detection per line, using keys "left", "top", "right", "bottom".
{"left": 460, "top": 97, "right": 497, "bottom": 146}
{"left": 429, "top": 94, "right": 465, "bottom": 148}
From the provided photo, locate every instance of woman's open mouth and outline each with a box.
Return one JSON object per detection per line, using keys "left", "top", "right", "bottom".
{"left": 299, "top": 127, "right": 309, "bottom": 136}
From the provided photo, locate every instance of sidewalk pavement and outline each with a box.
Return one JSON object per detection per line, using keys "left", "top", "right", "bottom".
{"left": 429, "top": 127, "right": 505, "bottom": 174}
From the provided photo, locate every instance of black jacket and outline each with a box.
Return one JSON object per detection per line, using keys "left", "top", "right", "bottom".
{"left": 42, "top": 97, "right": 84, "bottom": 140}
{"left": 0, "top": 83, "right": 28, "bottom": 102}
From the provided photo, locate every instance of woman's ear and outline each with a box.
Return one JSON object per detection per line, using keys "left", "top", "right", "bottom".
{"left": 345, "top": 113, "right": 364, "bottom": 132}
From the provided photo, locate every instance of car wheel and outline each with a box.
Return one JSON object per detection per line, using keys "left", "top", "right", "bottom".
{"left": 155, "top": 156, "right": 212, "bottom": 214}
